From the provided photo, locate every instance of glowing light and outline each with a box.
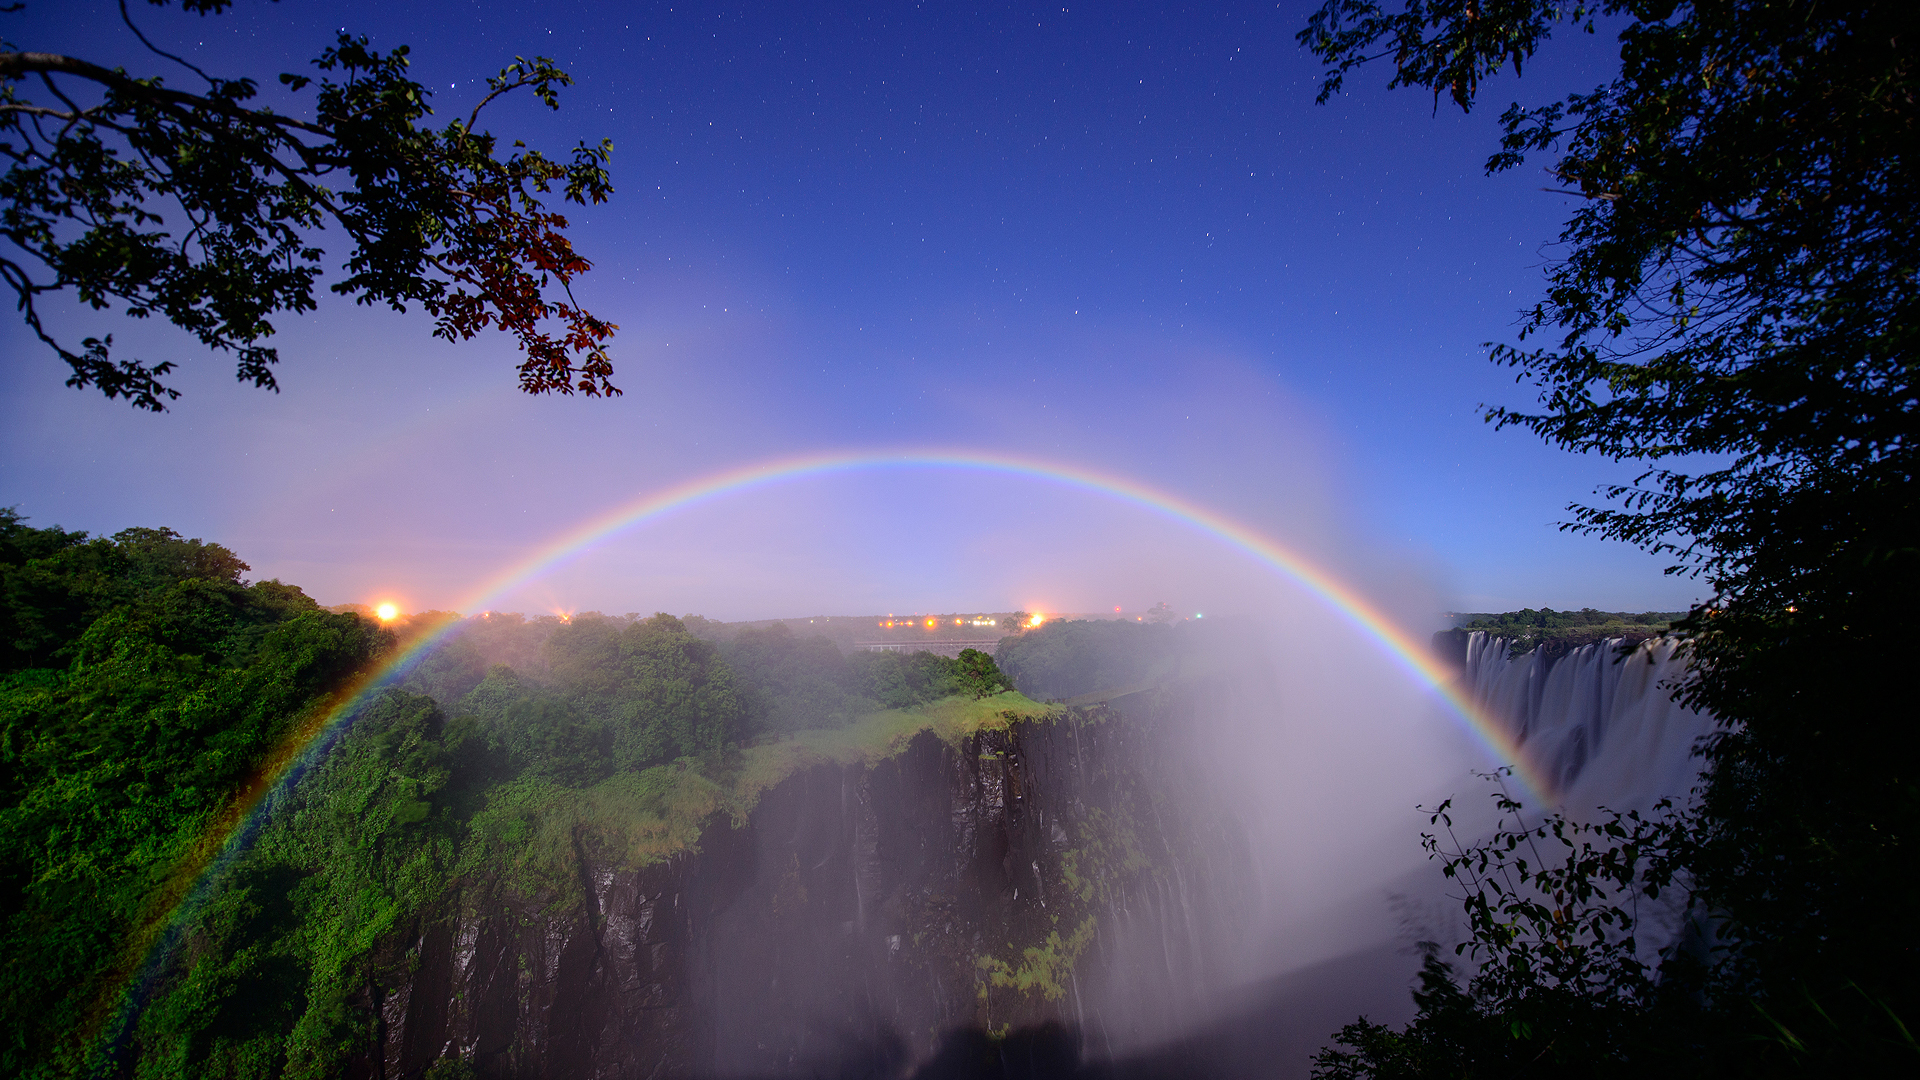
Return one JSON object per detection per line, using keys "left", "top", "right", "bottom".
{"left": 375, "top": 603, "right": 398, "bottom": 622}
{"left": 925, "top": 618, "right": 936, "bottom": 628}
{"left": 1028, "top": 612, "right": 1045, "bottom": 628}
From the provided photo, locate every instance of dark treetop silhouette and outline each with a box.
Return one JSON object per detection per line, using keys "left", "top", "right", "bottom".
{"left": 1, "top": 0, "right": 616, "bottom": 410}
{"left": 1302, "top": 1, "right": 1918, "bottom": 1074}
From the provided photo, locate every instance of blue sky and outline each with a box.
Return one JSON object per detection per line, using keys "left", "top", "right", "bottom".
{"left": 0, "top": 1, "right": 1705, "bottom": 620}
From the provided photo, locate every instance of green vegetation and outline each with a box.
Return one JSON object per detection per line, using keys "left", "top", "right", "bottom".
{"left": 0, "top": 508, "right": 1039, "bottom": 1077}
{"left": 722, "top": 626, "right": 1009, "bottom": 722}
{"left": 993, "top": 619, "right": 1189, "bottom": 700}
{"left": 401, "top": 611, "right": 1017, "bottom": 741}
{"left": 0, "top": 508, "right": 386, "bottom": 1077}
{"left": 729, "top": 692, "right": 1051, "bottom": 816}
{"left": 1304, "top": 1, "right": 1917, "bottom": 1074}
{"left": 1447, "top": 608, "right": 1683, "bottom": 634}
{"left": 140, "top": 690, "right": 487, "bottom": 1079}
{"left": 975, "top": 916, "right": 1096, "bottom": 1005}
{"left": 1441, "top": 607, "right": 1685, "bottom": 654}
{"left": 1314, "top": 777, "right": 1700, "bottom": 1078}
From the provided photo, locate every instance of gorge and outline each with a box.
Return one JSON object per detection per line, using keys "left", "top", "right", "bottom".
{"left": 338, "top": 621, "right": 1714, "bottom": 1079}
{"left": 347, "top": 691, "right": 1251, "bottom": 1079}
{"left": 0, "top": 521, "right": 1716, "bottom": 1080}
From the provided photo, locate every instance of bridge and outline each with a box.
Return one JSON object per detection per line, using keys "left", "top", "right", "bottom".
{"left": 852, "top": 639, "right": 1003, "bottom": 659}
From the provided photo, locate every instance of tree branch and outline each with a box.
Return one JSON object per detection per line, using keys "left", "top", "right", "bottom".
{"left": 0, "top": 52, "right": 330, "bottom": 136}
{"left": 117, "top": 0, "right": 216, "bottom": 87}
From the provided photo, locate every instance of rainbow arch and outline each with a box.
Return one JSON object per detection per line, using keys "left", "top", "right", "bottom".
{"left": 98, "top": 448, "right": 1537, "bottom": 1052}
{"left": 452, "top": 449, "right": 1534, "bottom": 784}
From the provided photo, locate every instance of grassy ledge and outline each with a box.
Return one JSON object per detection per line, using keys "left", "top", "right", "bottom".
{"left": 727, "top": 690, "right": 1059, "bottom": 820}
{"left": 482, "top": 690, "right": 1062, "bottom": 882}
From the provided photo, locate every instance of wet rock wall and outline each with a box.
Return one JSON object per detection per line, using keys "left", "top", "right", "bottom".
{"left": 353, "top": 697, "right": 1250, "bottom": 1079}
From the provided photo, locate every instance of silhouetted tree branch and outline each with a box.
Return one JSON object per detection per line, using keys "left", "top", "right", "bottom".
{"left": 1, "top": 0, "right": 618, "bottom": 410}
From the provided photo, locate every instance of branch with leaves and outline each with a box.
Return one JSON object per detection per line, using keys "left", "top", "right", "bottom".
{"left": 1301, "top": 1, "right": 1916, "bottom": 602}
{"left": 1314, "top": 773, "right": 1705, "bottom": 1078}
{"left": 1, "top": 1, "right": 617, "bottom": 409}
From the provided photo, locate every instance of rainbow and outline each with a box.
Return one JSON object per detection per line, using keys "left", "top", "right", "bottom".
{"left": 96, "top": 448, "right": 1539, "bottom": 1056}
{"left": 454, "top": 449, "right": 1538, "bottom": 788}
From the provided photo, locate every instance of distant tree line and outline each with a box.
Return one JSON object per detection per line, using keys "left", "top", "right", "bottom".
{"left": 399, "top": 612, "right": 1014, "bottom": 748}
{"left": 1447, "top": 608, "right": 1686, "bottom": 633}
{"left": 994, "top": 618, "right": 1205, "bottom": 701}
{"left": 1437, "top": 607, "right": 1688, "bottom": 658}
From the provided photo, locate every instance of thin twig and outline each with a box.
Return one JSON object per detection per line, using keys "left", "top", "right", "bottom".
{"left": 117, "top": 0, "right": 217, "bottom": 87}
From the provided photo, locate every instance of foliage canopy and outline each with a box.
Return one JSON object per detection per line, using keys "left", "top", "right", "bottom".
{"left": 1303, "top": 0, "right": 1915, "bottom": 603}
{"left": 0, "top": 508, "right": 387, "bottom": 1076}
{"left": 0, "top": 509, "right": 1028, "bottom": 1076}
{"left": 1, "top": 0, "right": 617, "bottom": 409}
{"left": 1301, "top": 0, "right": 1917, "bottom": 1073}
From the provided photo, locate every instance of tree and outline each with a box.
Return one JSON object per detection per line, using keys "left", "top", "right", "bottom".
{"left": 1, "top": 0, "right": 617, "bottom": 410}
{"left": 953, "top": 647, "right": 1012, "bottom": 699}
{"left": 544, "top": 613, "right": 743, "bottom": 768}
{"left": 0, "top": 510, "right": 390, "bottom": 1076}
{"left": 1313, "top": 779, "right": 1710, "bottom": 1079}
{"left": 1300, "top": 1, "right": 1917, "bottom": 1071}
{"left": 722, "top": 622, "right": 859, "bottom": 734}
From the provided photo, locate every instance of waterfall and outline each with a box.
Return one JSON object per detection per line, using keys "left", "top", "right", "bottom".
{"left": 1462, "top": 631, "right": 1716, "bottom": 813}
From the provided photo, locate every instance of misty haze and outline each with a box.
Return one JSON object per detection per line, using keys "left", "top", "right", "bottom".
{"left": 4, "top": 2, "right": 1908, "bottom": 1079}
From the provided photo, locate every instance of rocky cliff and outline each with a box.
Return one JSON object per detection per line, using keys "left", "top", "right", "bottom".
{"left": 350, "top": 693, "right": 1251, "bottom": 1079}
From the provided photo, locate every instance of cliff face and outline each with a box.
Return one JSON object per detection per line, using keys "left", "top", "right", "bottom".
{"left": 1456, "top": 631, "right": 1712, "bottom": 814}
{"left": 353, "top": 695, "right": 1250, "bottom": 1079}
{"left": 361, "top": 827, "right": 742, "bottom": 1080}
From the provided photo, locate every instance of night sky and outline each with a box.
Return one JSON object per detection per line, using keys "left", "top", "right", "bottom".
{"left": 1, "top": 1, "right": 1700, "bottom": 621}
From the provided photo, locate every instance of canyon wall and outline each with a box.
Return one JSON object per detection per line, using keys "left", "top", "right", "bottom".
{"left": 351, "top": 693, "right": 1251, "bottom": 1079}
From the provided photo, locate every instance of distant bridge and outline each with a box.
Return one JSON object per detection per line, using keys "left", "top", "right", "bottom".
{"left": 852, "top": 639, "right": 1003, "bottom": 659}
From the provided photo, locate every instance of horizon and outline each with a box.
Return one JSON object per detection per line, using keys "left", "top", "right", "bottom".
{"left": 1, "top": 1, "right": 1705, "bottom": 624}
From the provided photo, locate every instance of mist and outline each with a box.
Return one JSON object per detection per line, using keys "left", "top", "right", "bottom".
{"left": 3, "top": 261, "right": 1687, "bottom": 1078}
{"left": 0, "top": 4, "right": 1723, "bottom": 1077}
{"left": 352, "top": 423, "right": 1516, "bottom": 1074}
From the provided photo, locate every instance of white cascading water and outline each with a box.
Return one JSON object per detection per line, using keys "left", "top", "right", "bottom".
{"left": 1462, "top": 630, "right": 1717, "bottom": 814}
{"left": 1442, "top": 631, "right": 1723, "bottom": 976}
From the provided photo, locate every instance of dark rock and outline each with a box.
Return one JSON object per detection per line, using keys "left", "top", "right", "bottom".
{"left": 355, "top": 703, "right": 1250, "bottom": 1079}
